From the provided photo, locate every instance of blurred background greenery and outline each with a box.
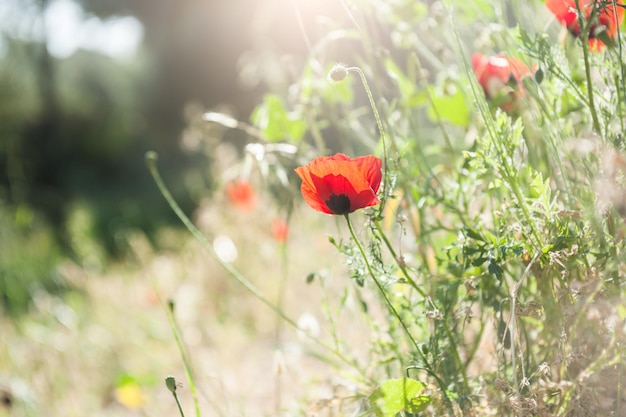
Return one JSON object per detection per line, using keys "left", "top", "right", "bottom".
{"left": 0, "top": 0, "right": 358, "bottom": 316}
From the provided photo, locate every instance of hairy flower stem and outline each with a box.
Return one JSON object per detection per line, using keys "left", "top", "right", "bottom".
{"left": 345, "top": 214, "right": 458, "bottom": 410}
{"left": 146, "top": 152, "right": 370, "bottom": 382}
{"left": 576, "top": 0, "right": 602, "bottom": 136}
{"left": 347, "top": 215, "right": 462, "bottom": 412}
{"left": 344, "top": 215, "right": 418, "bottom": 349}
{"left": 373, "top": 220, "right": 471, "bottom": 400}
{"left": 345, "top": 66, "right": 390, "bottom": 209}
{"left": 372, "top": 220, "right": 426, "bottom": 298}
{"left": 612, "top": 0, "right": 626, "bottom": 137}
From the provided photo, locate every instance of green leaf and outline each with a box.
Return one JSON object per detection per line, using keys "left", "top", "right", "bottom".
{"left": 369, "top": 378, "right": 431, "bottom": 417}
{"left": 488, "top": 259, "right": 504, "bottom": 281}
{"left": 463, "top": 225, "right": 486, "bottom": 242}
{"left": 528, "top": 167, "right": 552, "bottom": 218}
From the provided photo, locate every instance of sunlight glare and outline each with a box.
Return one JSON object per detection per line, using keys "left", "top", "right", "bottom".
{"left": 44, "top": 0, "right": 143, "bottom": 59}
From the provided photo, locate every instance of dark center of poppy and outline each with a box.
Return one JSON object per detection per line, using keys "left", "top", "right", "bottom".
{"left": 325, "top": 193, "right": 351, "bottom": 215}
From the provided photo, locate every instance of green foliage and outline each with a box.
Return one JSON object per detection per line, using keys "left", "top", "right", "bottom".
{"left": 0, "top": 205, "right": 66, "bottom": 316}
{"left": 220, "top": 1, "right": 626, "bottom": 414}
{"left": 5, "top": 0, "right": 626, "bottom": 415}
{"left": 369, "top": 378, "right": 431, "bottom": 417}
{"left": 251, "top": 94, "right": 307, "bottom": 142}
{"left": 423, "top": 82, "right": 470, "bottom": 127}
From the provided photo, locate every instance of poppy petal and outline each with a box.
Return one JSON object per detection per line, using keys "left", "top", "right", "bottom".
{"left": 354, "top": 155, "right": 383, "bottom": 194}
{"left": 545, "top": 0, "right": 625, "bottom": 50}
{"left": 296, "top": 167, "right": 334, "bottom": 214}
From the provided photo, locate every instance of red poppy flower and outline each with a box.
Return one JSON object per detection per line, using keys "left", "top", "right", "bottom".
{"left": 545, "top": 0, "right": 625, "bottom": 51}
{"left": 472, "top": 53, "right": 536, "bottom": 112}
{"left": 272, "top": 218, "right": 289, "bottom": 243}
{"left": 295, "top": 153, "right": 382, "bottom": 215}
{"left": 226, "top": 180, "right": 256, "bottom": 212}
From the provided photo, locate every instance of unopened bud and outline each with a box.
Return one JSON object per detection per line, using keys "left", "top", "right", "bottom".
{"left": 165, "top": 376, "right": 177, "bottom": 393}
{"left": 328, "top": 64, "right": 348, "bottom": 83}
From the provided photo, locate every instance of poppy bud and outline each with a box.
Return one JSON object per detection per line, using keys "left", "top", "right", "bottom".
{"left": 472, "top": 53, "right": 536, "bottom": 113}
{"left": 165, "top": 376, "right": 177, "bottom": 394}
{"left": 328, "top": 64, "right": 348, "bottom": 83}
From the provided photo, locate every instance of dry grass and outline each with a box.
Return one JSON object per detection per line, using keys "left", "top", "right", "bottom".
{"left": 0, "top": 193, "right": 389, "bottom": 417}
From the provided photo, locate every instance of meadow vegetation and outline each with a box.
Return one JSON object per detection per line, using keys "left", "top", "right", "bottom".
{"left": 2, "top": 0, "right": 626, "bottom": 416}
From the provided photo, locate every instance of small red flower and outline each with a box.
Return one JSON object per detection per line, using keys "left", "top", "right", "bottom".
{"left": 272, "top": 218, "right": 289, "bottom": 243}
{"left": 295, "top": 153, "right": 382, "bottom": 215}
{"left": 545, "top": 0, "right": 625, "bottom": 51}
{"left": 226, "top": 180, "right": 256, "bottom": 212}
{"left": 472, "top": 53, "right": 536, "bottom": 112}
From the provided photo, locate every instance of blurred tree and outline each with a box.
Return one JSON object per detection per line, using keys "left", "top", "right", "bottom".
{"left": 0, "top": 0, "right": 272, "bottom": 259}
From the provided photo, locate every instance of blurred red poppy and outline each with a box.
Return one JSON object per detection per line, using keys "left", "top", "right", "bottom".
{"left": 226, "top": 180, "right": 256, "bottom": 212}
{"left": 472, "top": 53, "right": 536, "bottom": 112}
{"left": 272, "top": 218, "right": 289, "bottom": 243}
{"left": 295, "top": 153, "right": 382, "bottom": 215}
{"left": 545, "top": 0, "right": 625, "bottom": 51}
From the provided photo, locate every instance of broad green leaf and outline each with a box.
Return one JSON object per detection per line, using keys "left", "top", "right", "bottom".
{"left": 369, "top": 378, "right": 431, "bottom": 417}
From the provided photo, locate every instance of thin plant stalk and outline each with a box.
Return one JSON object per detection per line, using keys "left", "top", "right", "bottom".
{"left": 575, "top": 0, "right": 603, "bottom": 136}
{"left": 345, "top": 66, "right": 390, "bottom": 208}
{"left": 507, "top": 251, "right": 540, "bottom": 399}
{"left": 410, "top": 52, "right": 455, "bottom": 156}
{"left": 344, "top": 214, "right": 418, "bottom": 351}
{"left": 372, "top": 219, "right": 426, "bottom": 298}
{"left": 611, "top": 0, "right": 626, "bottom": 137}
{"left": 272, "top": 239, "right": 288, "bottom": 415}
{"left": 159, "top": 296, "right": 202, "bottom": 417}
{"left": 344, "top": 214, "right": 456, "bottom": 411}
{"left": 173, "top": 391, "right": 186, "bottom": 417}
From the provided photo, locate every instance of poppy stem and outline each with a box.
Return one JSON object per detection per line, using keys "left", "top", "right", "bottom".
{"left": 345, "top": 66, "right": 390, "bottom": 209}
{"left": 344, "top": 214, "right": 461, "bottom": 409}
{"left": 371, "top": 215, "right": 473, "bottom": 401}
{"left": 344, "top": 215, "right": 435, "bottom": 361}
{"left": 575, "top": 0, "right": 603, "bottom": 136}
{"left": 372, "top": 219, "right": 427, "bottom": 298}
{"left": 344, "top": 215, "right": 418, "bottom": 348}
